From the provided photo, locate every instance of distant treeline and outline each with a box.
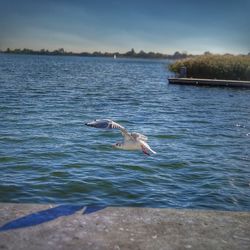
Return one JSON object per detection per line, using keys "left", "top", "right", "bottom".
{"left": 169, "top": 54, "right": 250, "bottom": 81}
{"left": 2, "top": 48, "right": 190, "bottom": 60}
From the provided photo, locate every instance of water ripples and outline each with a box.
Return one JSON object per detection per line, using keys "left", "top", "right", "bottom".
{"left": 0, "top": 54, "right": 250, "bottom": 211}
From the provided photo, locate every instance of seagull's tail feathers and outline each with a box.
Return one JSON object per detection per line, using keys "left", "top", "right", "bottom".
{"left": 149, "top": 148, "right": 157, "bottom": 154}
{"left": 140, "top": 140, "right": 156, "bottom": 156}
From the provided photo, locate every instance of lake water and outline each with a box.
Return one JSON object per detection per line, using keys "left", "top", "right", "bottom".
{"left": 0, "top": 54, "right": 250, "bottom": 211}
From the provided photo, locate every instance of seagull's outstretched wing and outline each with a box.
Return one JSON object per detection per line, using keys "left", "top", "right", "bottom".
{"left": 131, "top": 132, "right": 148, "bottom": 141}
{"left": 85, "top": 119, "right": 134, "bottom": 140}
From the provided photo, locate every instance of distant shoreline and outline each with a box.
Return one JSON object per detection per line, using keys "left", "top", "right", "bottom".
{"left": 0, "top": 48, "right": 191, "bottom": 60}
{"left": 0, "top": 52, "right": 171, "bottom": 60}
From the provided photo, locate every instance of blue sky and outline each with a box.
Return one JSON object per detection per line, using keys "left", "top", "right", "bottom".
{"left": 0, "top": 0, "right": 249, "bottom": 54}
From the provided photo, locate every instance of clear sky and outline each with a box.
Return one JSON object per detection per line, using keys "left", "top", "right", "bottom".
{"left": 0, "top": 0, "right": 249, "bottom": 54}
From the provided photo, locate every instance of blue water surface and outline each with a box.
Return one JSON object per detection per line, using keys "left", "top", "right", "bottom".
{"left": 0, "top": 53, "right": 249, "bottom": 211}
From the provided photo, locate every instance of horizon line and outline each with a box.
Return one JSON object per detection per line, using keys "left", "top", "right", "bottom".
{"left": 1, "top": 47, "right": 249, "bottom": 56}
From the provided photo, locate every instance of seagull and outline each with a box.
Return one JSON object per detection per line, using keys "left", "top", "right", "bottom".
{"left": 85, "top": 119, "right": 156, "bottom": 156}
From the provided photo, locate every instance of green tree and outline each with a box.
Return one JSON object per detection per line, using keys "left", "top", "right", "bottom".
{"left": 126, "top": 48, "right": 136, "bottom": 57}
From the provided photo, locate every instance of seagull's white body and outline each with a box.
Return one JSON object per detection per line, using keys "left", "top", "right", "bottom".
{"left": 85, "top": 119, "right": 156, "bottom": 156}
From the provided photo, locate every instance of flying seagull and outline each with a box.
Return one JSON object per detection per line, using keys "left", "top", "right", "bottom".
{"left": 85, "top": 119, "right": 156, "bottom": 156}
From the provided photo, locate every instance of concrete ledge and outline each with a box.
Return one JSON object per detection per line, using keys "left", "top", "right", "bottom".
{"left": 0, "top": 203, "right": 250, "bottom": 250}
{"left": 168, "top": 78, "right": 250, "bottom": 88}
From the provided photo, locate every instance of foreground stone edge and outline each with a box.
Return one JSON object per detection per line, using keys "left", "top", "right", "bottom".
{"left": 0, "top": 203, "right": 250, "bottom": 250}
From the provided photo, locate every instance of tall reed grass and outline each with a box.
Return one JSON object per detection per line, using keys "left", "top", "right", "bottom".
{"left": 169, "top": 54, "right": 250, "bottom": 81}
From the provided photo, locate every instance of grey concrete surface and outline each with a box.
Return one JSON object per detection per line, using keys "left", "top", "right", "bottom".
{"left": 0, "top": 203, "right": 250, "bottom": 250}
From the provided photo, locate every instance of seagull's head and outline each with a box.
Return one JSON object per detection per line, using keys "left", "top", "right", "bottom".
{"left": 113, "top": 142, "right": 123, "bottom": 149}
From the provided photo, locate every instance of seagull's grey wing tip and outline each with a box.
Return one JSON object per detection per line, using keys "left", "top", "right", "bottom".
{"left": 85, "top": 119, "right": 112, "bottom": 129}
{"left": 85, "top": 119, "right": 128, "bottom": 131}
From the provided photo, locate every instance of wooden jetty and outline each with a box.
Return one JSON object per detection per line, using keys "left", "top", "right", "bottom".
{"left": 168, "top": 78, "right": 250, "bottom": 88}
